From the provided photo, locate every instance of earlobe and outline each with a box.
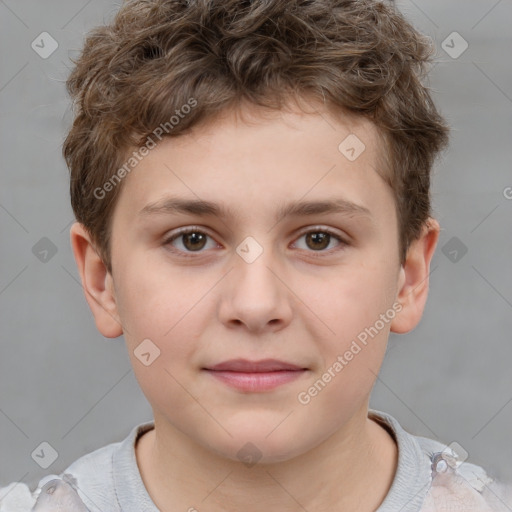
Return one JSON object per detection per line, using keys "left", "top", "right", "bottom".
{"left": 69, "top": 222, "right": 123, "bottom": 338}
{"left": 390, "top": 218, "right": 440, "bottom": 334}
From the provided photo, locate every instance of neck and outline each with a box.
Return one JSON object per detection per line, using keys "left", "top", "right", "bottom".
{"left": 136, "top": 406, "right": 397, "bottom": 511}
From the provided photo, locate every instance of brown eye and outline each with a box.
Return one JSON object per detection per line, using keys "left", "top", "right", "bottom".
{"left": 164, "top": 228, "right": 217, "bottom": 255}
{"left": 305, "top": 232, "right": 331, "bottom": 251}
{"left": 294, "top": 228, "right": 346, "bottom": 254}
{"left": 181, "top": 232, "right": 207, "bottom": 251}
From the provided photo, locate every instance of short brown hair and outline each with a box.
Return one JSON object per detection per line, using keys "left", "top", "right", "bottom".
{"left": 63, "top": 0, "right": 449, "bottom": 273}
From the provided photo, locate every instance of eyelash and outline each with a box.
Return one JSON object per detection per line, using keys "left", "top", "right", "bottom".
{"left": 162, "top": 225, "right": 348, "bottom": 258}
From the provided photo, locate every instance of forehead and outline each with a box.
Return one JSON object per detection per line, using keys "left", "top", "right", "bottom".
{"left": 113, "top": 101, "right": 393, "bottom": 226}
{"left": 168, "top": 100, "right": 386, "bottom": 168}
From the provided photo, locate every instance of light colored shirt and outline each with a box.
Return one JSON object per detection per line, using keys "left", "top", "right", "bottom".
{"left": 1, "top": 409, "right": 511, "bottom": 511}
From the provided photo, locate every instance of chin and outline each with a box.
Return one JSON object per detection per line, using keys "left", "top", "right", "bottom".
{"left": 202, "top": 424, "right": 317, "bottom": 466}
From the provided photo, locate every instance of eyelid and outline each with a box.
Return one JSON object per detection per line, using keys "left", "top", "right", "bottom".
{"left": 294, "top": 225, "right": 349, "bottom": 243}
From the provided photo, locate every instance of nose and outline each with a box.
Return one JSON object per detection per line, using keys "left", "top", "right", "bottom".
{"left": 217, "top": 242, "right": 293, "bottom": 335}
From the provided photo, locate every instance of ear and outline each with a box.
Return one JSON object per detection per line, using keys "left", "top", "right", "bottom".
{"left": 390, "top": 218, "right": 440, "bottom": 334}
{"left": 69, "top": 222, "right": 123, "bottom": 338}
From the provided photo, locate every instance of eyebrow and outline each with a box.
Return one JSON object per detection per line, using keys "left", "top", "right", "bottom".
{"left": 139, "top": 196, "right": 372, "bottom": 224}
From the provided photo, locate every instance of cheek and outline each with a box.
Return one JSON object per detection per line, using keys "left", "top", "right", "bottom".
{"left": 115, "top": 247, "right": 196, "bottom": 329}
{"left": 300, "top": 259, "right": 397, "bottom": 402}
{"left": 113, "top": 254, "right": 210, "bottom": 368}
{"left": 115, "top": 263, "right": 213, "bottom": 415}
{"left": 310, "top": 258, "right": 398, "bottom": 346}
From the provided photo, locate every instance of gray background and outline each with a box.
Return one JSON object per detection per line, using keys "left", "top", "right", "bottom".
{"left": 1, "top": 0, "right": 511, "bottom": 491}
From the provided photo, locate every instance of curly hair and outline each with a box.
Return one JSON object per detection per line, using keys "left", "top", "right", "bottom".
{"left": 63, "top": 0, "right": 450, "bottom": 273}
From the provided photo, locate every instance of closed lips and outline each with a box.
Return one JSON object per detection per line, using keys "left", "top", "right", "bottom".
{"left": 204, "top": 359, "right": 307, "bottom": 372}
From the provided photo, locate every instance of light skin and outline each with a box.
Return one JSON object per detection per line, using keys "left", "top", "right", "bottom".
{"left": 71, "top": 100, "right": 439, "bottom": 511}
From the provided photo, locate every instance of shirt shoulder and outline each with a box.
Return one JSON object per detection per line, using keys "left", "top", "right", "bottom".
{"left": 0, "top": 480, "right": 36, "bottom": 511}
{"left": 369, "top": 409, "right": 512, "bottom": 511}
{"left": 416, "top": 437, "right": 512, "bottom": 512}
{"left": 0, "top": 438, "right": 118, "bottom": 512}
{"left": 0, "top": 422, "right": 152, "bottom": 512}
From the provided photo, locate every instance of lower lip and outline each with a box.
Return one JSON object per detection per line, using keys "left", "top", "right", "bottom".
{"left": 204, "top": 370, "right": 307, "bottom": 392}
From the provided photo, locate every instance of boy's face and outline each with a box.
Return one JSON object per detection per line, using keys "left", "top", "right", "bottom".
{"left": 75, "top": 101, "right": 436, "bottom": 463}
